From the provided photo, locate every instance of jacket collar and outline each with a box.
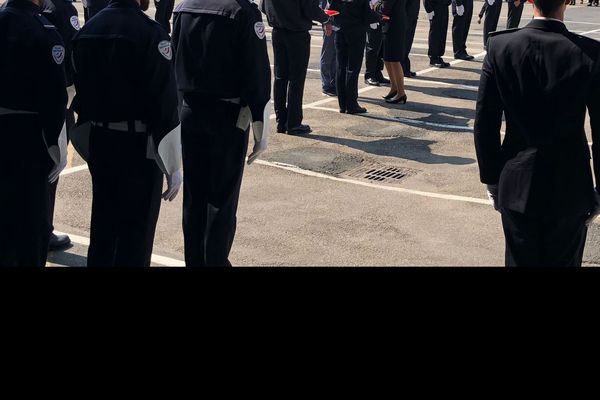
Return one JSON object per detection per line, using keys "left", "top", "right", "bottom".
{"left": 524, "top": 18, "right": 569, "bottom": 34}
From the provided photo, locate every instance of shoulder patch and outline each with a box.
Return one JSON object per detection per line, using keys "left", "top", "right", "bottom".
{"left": 70, "top": 15, "right": 80, "bottom": 30}
{"left": 254, "top": 21, "right": 265, "bottom": 39}
{"left": 52, "top": 45, "right": 65, "bottom": 64}
{"left": 158, "top": 40, "right": 172, "bottom": 60}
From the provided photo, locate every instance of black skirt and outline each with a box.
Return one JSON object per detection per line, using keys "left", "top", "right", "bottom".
{"left": 382, "top": 0, "right": 407, "bottom": 62}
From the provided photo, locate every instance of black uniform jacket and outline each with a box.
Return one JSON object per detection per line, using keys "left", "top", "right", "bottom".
{"left": 329, "top": 0, "right": 381, "bottom": 31}
{"left": 172, "top": 0, "right": 271, "bottom": 125}
{"left": 42, "top": 0, "right": 79, "bottom": 86}
{"left": 71, "top": 0, "right": 179, "bottom": 169}
{"left": 260, "top": 0, "right": 329, "bottom": 31}
{"left": 0, "top": 0, "right": 67, "bottom": 150}
{"left": 474, "top": 19, "right": 600, "bottom": 216}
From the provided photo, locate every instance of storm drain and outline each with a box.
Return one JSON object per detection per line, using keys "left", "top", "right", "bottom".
{"left": 342, "top": 161, "right": 418, "bottom": 185}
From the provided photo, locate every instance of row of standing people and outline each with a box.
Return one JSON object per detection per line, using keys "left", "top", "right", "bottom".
{"left": 0, "top": 0, "right": 271, "bottom": 267}
{"left": 82, "top": 0, "right": 174, "bottom": 32}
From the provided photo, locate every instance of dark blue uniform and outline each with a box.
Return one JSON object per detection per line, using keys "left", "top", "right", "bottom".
{"left": 154, "top": 0, "right": 175, "bottom": 34}
{"left": 173, "top": 0, "right": 271, "bottom": 267}
{"left": 0, "top": 0, "right": 68, "bottom": 266}
{"left": 71, "top": 0, "right": 182, "bottom": 267}
{"left": 424, "top": 0, "right": 451, "bottom": 64}
{"left": 451, "top": 0, "right": 474, "bottom": 59}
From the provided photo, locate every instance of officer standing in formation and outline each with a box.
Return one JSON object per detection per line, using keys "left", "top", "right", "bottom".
{"left": 0, "top": 0, "right": 68, "bottom": 266}
{"left": 42, "top": 0, "right": 80, "bottom": 252}
{"left": 153, "top": 0, "right": 174, "bottom": 34}
{"left": 401, "top": 0, "right": 419, "bottom": 77}
{"left": 482, "top": 0, "right": 501, "bottom": 49}
{"left": 172, "top": 0, "right": 271, "bottom": 267}
{"left": 320, "top": 0, "right": 338, "bottom": 96}
{"left": 364, "top": 0, "right": 390, "bottom": 87}
{"left": 451, "top": 0, "right": 475, "bottom": 60}
{"left": 261, "top": 0, "right": 331, "bottom": 136}
{"left": 71, "top": 0, "right": 182, "bottom": 267}
{"left": 424, "top": 0, "right": 452, "bottom": 68}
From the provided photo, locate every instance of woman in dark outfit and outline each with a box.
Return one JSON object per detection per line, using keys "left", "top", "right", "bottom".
{"left": 329, "top": 0, "right": 382, "bottom": 114}
{"left": 379, "top": 0, "right": 408, "bottom": 104}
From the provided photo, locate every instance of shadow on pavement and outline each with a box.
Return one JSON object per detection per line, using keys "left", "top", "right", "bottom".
{"left": 47, "top": 250, "right": 87, "bottom": 267}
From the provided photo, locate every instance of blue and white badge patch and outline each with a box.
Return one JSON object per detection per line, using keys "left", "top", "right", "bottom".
{"left": 254, "top": 22, "right": 265, "bottom": 40}
{"left": 70, "top": 16, "right": 80, "bottom": 31}
{"left": 52, "top": 45, "right": 65, "bottom": 65}
{"left": 158, "top": 40, "right": 172, "bottom": 61}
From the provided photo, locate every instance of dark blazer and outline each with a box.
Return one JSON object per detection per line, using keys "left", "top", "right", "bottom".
{"left": 474, "top": 19, "right": 600, "bottom": 216}
{"left": 329, "top": 0, "right": 380, "bottom": 31}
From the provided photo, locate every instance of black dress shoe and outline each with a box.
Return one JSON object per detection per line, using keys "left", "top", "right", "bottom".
{"left": 365, "top": 77, "right": 381, "bottom": 86}
{"left": 322, "top": 89, "right": 337, "bottom": 97}
{"left": 429, "top": 57, "right": 450, "bottom": 68}
{"left": 287, "top": 124, "right": 312, "bottom": 135}
{"left": 339, "top": 109, "right": 346, "bottom": 114}
{"left": 48, "top": 233, "right": 71, "bottom": 251}
{"left": 277, "top": 126, "right": 286, "bottom": 133}
{"left": 385, "top": 94, "right": 407, "bottom": 105}
{"left": 404, "top": 71, "right": 417, "bottom": 78}
{"left": 454, "top": 52, "right": 475, "bottom": 61}
{"left": 346, "top": 106, "right": 367, "bottom": 115}
{"left": 383, "top": 91, "right": 397, "bottom": 100}
{"left": 376, "top": 76, "right": 391, "bottom": 85}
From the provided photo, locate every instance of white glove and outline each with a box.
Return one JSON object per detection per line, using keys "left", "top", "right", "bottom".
{"left": 456, "top": 4, "right": 465, "bottom": 16}
{"left": 247, "top": 103, "right": 271, "bottom": 165}
{"left": 163, "top": 170, "right": 182, "bottom": 202}
{"left": 585, "top": 191, "right": 600, "bottom": 226}
{"left": 486, "top": 184, "right": 500, "bottom": 211}
{"left": 370, "top": 23, "right": 379, "bottom": 29}
{"left": 487, "top": 0, "right": 495, "bottom": 5}
{"left": 427, "top": 11, "right": 435, "bottom": 20}
{"left": 48, "top": 123, "right": 68, "bottom": 183}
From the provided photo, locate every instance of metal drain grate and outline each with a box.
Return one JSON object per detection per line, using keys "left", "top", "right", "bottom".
{"left": 342, "top": 161, "right": 418, "bottom": 185}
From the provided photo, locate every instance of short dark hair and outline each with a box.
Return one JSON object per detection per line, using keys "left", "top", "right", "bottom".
{"left": 534, "top": 0, "right": 566, "bottom": 15}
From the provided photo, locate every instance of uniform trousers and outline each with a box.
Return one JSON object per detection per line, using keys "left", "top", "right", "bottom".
{"left": 154, "top": 0, "right": 175, "bottom": 34}
{"left": 364, "top": 25, "right": 385, "bottom": 81}
{"left": 428, "top": 4, "right": 449, "bottom": 58}
{"left": 87, "top": 126, "right": 163, "bottom": 267}
{"left": 320, "top": 28, "right": 337, "bottom": 93}
{"left": 335, "top": 29, "right": 367, "bottom": 111}
{"left": 272, "top": 28, "right": 311, "bottom": 131}
{"left": 506, "top": 1, "right": 524, "bottom": 29}
{"left": 501, "top": 209, "right": 588, "bottom": 267}
{"left": 0, "top": 115, "right": 53, "bottom": 267}
{"left": 181, "top": 98, "right": 249, "bottom": 267}
{"left": 402, "top": 0, "right": 420, "bottom": 73}
{"left": 483, "top": 0, "right": 502, "bottom": 48}
{"left": 452, "top": 0, "right": 473, "bottom": 55}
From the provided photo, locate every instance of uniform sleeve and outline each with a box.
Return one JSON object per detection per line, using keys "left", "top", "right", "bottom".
{"left": 142, "top": 29, "right": 181, "bottom": 175}
{"left": 38, "top": 32, "right": 68, "bottom": 150}
{"left": 302, "top": 0, "right": 329, "bottom": 24}
{"left": 239, "top": 9, "right": 271, "bottom": 125}
{"left": 474, "top": 48, "right": 504, "bottom": 185}
{"left": 423, "top": 0, "right": 434, "bottom": 13}
{"left": 589, "top": 58, "right": 600, "bottom": 193}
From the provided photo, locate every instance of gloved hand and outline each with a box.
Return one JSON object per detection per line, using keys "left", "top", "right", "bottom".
{"left": 456, "top": 4, "right": 465, "bottom": 16}
{"left": 48, "top": 122, "right": 68, "bottom": 183}
{"left": 248, "top": 104, "right": 271, "bottom": 165}
{"left": 427, "top": 10, "right": 435, "bottom": 20}
{"left": 487, "top": 0, "right": 495, "bottom": 5}
{"left": 585, "top": 191, "right": 600, "bottom": 226}
{"left": 486, "top": 184, "right": 500, "bottom": 211}
{"left": 163, "top": 170, "right": 182, "bottom": 202}
{"left": 370, "top": 23, "right": 379, "bottom": 29}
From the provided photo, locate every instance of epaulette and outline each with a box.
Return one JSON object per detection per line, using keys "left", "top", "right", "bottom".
{"left": 35, "top": 13, "right": 57, "bottom": 29}
{"left": 489, "top": 27, "right": 520, "bottom": 37}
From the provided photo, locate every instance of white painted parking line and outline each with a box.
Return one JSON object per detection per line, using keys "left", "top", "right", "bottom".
{"left": 255, "top": 160, "right": 491, "bottom": 206}
{"left": 306, "top": 105, "right": 475, "bottom": 131}
{"left": 60, "top": 164, "right": 89, "bottom": 176}
{"left": 53, "top": 231, "right": 185, "bottom": 267}
{"left": 581, "top": 28, "right": 600, "bottom": 35}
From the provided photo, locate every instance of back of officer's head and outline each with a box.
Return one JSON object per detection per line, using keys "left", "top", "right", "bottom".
{"left": 533, "top": 0, "right": 570, "bottom": 17}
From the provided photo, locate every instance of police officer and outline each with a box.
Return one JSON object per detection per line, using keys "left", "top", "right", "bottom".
{"left": 0, "top": 0, "right": 68, "bottom": 266}
{"left": 261, "top": 0, "right": 331, "bottom": 136}
{"left": 506, "top": 0, "right": 524, "bottom": 29}
{"left": 364, "top": 1, "right": 389, "bottom": 86}
{"left": 71, "top": 0, "right": 182, "bottom": 267}
{"left": 451, "top": 0, "right": 475, "bottom": 60}
{"left": 401, "top": 0, "right": 419, "bottom": 77}
{"left": 482, "top": 0, "right": 501, "bottom": 49}
{"left": 153, "top": 0, "right": 174, "bottom": 34}
{"left": 42, "top": 0, "right": 80, "bottom": 251}
{"left": 320, "top": 0, "right": 338, "bottom": 95}
{"left": 172, "top": 0, "right": 271, "bottom": 267}
{"left": 424, "top": 0, "right": 452, "bottom": 68}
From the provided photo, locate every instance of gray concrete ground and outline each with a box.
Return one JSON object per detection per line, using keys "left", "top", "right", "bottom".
{"left": 47, "top": 2, "right": 600, "bottom": 266}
